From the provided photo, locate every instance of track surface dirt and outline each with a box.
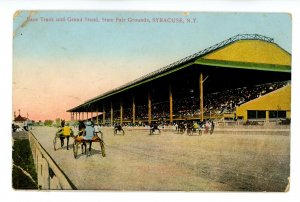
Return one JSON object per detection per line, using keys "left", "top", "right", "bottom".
{"left": 31, "top": 126, "right": 290, "bottom": 191}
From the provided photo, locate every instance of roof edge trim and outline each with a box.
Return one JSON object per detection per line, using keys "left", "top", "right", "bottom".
{"left": 195, "top": 58, "right": 291, "bottom": 73}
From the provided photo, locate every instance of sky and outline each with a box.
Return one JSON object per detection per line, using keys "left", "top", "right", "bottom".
{"left": 13, "top": 11, "right": 292, "bottom": 121}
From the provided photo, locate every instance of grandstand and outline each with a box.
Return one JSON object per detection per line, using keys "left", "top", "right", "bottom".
{"left": 67, "top": 34, "right": 291, "bottom": 125}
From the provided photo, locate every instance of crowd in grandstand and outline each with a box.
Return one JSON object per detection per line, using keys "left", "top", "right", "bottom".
{"left": 173, "top": 80, "right": 290, "bottom": 118}
{"left": 204, "top": 80, "right": 289, "bottom": 115}
{"left": 101, "top": 80, "right": 290, "bottom": 121}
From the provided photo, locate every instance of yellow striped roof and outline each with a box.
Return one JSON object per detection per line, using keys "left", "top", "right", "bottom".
{"left": 203, "top": 40, "right": 291, "bottom": 66}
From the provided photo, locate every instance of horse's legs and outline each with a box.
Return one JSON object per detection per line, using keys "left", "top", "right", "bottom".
{"left": 66, "top": 137, "right": 69, "bottom": 150}
{"left": 81, "top": 142, "right": 86, "bottom": 154}
{"left": 89, "top": 141, "right": 92, "bottom": 151}
{"left": 60, "top": 137, "right": 64, "bottom": 147}
{"left": 87, "top": 141, "right": 92, "bottom": 156}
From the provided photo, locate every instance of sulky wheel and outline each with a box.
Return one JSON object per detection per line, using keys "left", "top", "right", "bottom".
{"left": 53, "top": 136, "right": 57, "bottom": 151}
{"left": 53, "top": 132, "right": 61, "bottom": 151}
{"left": 99, "top": 139, "right": 106, "bottom": 157}
{"left": 99, "top": 131, "right": 104, "bottom": 140}
{"left": 186, "top": 129, "right": 191, "bottom": 136}
{"left": 73, "top": 141, "right": 79, "bottom": 159}
{"left": 210, "top": 127, "right": 214, "bottom": 135}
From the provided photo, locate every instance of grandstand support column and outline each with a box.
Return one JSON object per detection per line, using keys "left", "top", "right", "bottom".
{"left": 132, "top": 96, "right": 136, "bottom": 124}
{"left": 199, "top": 72, "right": 204, "bottom": 121}
{"left": 243, "top": 113, "right": 247, "bottom": 122}
{"left": 266, "top": 111, "right": 269, "bottom": 123}
{"left": 75, "top": 112, "right": 77, "bottom": 121}
{"left": 91, "top": 111, "right": 94, "bottom": 122}
{"left": 120, "top": 100, "right": 123, "bottom": 125}
{"left": 110, "top": 102, "right": 113, "bottom": 126}
{"left": 169, "top": 84, "right": 173, "bottom": 124}
{"left": 148, "top": 92, "right": 152, "bottom": 124}
{"left": 86, "top": 112, "right": 89, "bottom": 121}
{"left": 102, "top": 104, "right": 106, "bottom": 125}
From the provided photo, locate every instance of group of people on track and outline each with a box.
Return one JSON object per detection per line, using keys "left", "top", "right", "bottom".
{"left": 57, "top": 119, "right": 214, "bottom": 149}
{"left": 175, "top": 119, "right": 214, "bottom": 134}
{"left": 57, "top": 120, "right": 102, "bottom": 151}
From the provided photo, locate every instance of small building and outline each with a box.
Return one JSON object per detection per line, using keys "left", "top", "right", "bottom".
{"left": 236, "top": 84, "right": 291, "bottom": 122}
{"left": 14, "top": 114, "right": 27, "bottom": 123}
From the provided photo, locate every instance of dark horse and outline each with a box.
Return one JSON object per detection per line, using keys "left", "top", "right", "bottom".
{"left": 77, "top": 120, "right": 89, "bottom": 154}
{"left": 114, "top": 124, "right": 125, "bottom": 135}
{"left": 178, "top": 122, "right": 186, "bottom": 134}
{"left": 150, "top": 122, "right": 161, "bottom": 135}
{"left": 186, "top": 121, "right": 193, "bottom": 135}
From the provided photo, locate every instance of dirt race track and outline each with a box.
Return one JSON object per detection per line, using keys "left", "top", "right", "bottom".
{"left": 32, "top": 126, "right": 290, "bottom": 191}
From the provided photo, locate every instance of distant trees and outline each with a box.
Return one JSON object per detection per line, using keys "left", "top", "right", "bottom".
{"left": 55, "top": 118, "right": 61, "bottom": 127}
{"left": 37, "top": 119, "right": 63, "bottom": 127}
{"left": 44, "top": 120, "right": 53, "bottom": 126}
{"left": 43, "top": 118, "right": 63, "bottom": 127}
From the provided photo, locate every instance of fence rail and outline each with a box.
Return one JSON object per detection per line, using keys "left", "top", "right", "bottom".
{"left": 29, "top": 132, "right": 76, "bottom": 190}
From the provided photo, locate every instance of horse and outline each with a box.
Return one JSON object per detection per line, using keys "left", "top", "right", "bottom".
{"left": 208, "top": 120, "right": 215, "bottom": 134}
{"left": 150, "top": 122, "right": 161, "bottom": 135}
{"left": 114, "top": 124, "right": 125, "bottom": 135}
{"left": 203, "top": 119, "right": 215, "bottom": 134}
{"left": 53, "top": 123, "right": 74, "bottom": 151}
{"left": 177, "top": 122, "right": 186, "bottom": 134}
{"left": 73, "top": 132, "right": 106, "bottom": 158}
{"left": 77, "top": 120, "right": 88, "bottom": 153}
{"left": 186, "top": 121, "right": 195, "bottom": 135}
{"left": 72, "top": 121, "right": 94, "bottom": 156}
{"left": 195, "top": 122, "right": 203, "bottom": 135}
